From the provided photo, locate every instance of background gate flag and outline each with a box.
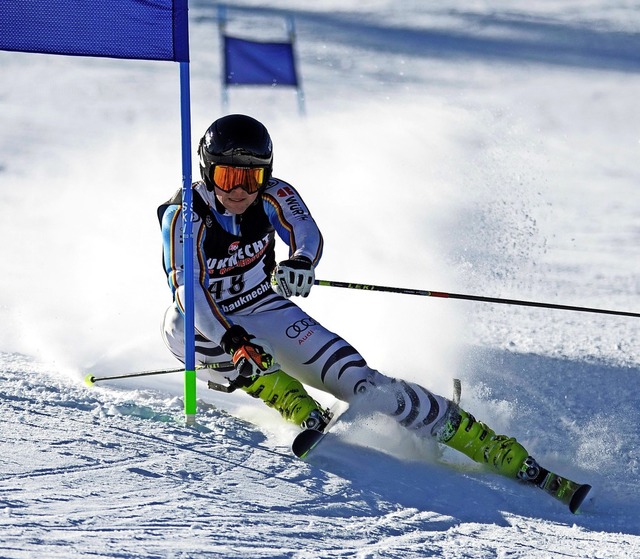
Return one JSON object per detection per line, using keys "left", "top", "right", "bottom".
{"left": 0, "top": 0, "right": 199, "bottom": 424}
{"left": 218, "top": 4, "right": 305, "bottom": 114}
{"left": 224, "top": 37, "right": 298, "bottom": 86}
{"left": 0, "top": 0, "right": 189, "bottom": 62}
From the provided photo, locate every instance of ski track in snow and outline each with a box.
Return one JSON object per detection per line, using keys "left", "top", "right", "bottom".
{"left": 1, "top": 353, "right": 638, "bottom": 558}
{"left": 2, "top": 0, "right": 640, "bottom": 557}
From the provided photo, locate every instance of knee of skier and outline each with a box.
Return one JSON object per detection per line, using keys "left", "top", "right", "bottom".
{"left": 348, "top": 370, "right": 398, "bottom": 412}
{"left": 351, "top": 372, "right": 453, "bottom": 435}
{"left": 161, "top": 304, "right": 185, "bottom": 359}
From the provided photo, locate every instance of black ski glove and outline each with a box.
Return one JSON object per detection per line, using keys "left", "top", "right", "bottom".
{"left": 220, "top": 325, "right": 277, "bottom": 381}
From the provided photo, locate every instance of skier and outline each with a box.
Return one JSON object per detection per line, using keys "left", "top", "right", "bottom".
{"left": 158, "top": 113, "right": 537, "bottom": 483}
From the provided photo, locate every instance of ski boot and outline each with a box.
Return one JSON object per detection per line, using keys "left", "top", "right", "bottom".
{"left": 437, "top": 406, "right": 529, "bottom": 479}
{"left": 436, "top": 404, "right": 592, "bottom": 512}
{"left": 242, "top": 369, "right": 332, "bottom": 430}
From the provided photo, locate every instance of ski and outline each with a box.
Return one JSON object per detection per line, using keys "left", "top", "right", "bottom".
{"left": 293, "top": 431, "right": 592, "bottom": 513}
{"left": 518, "top": 457, "right": 592, "bottom": 513}
{"left": 520, "top": 460, "right": 592, "bottom": 513}
{"left": 292, "top": 428, "right": 327, "bottom": 459}
{"left": 291, "top": 400, "right": 347, "bottom": 459}
{"left": 291, "top": 378, "right": 591, "bottom": 514}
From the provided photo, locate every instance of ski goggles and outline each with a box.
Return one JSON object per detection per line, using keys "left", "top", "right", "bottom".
{"left": 212, "top": 165, "right": 266, "bottom": 194}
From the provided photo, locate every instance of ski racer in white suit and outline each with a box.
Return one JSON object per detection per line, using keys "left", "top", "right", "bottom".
{"left": 159, "top": 114, "right": 536, "bottom": 481}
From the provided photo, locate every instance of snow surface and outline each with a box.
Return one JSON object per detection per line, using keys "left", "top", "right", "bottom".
{"left": 1, "top": 1, "right": 640, "bottom": 557}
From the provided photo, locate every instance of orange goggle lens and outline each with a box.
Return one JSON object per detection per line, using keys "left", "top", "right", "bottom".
{"left": 212, "top": 165, "right": 266, "bottom": 193}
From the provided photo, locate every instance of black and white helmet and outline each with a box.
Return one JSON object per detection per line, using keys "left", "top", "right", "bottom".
{"left": 198, "top": 114, "right": 273, "bottom": 192}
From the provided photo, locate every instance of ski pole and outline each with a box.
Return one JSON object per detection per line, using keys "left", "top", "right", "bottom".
{"left": 314, "top": 279, "right": 640, "bottom": 318}
{"left": 84, "top": 362, "right": 234, "bottom": 386}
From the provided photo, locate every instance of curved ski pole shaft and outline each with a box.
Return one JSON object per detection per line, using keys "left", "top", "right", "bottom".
{"left": 84, "top": 362, "right": 234, "bottom": 386}
{"left": 314, "top": 279, "right": 640, "bottom": 318}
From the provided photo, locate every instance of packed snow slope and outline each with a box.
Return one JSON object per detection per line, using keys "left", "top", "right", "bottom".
{"left": 1, "top": 1, "right": 639, "bottom": 557}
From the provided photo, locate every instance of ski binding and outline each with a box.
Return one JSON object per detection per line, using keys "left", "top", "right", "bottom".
{"left": 519, "top": 457, "right": 591, "bottom": 513}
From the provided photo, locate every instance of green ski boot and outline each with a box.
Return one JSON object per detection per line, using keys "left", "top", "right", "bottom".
{"left": 242, "top": 369, "right": 331, "bottom": 431}
{"left": 437, "top": 406, "right": 529, "bottom": 479}
{"left": 435, "top": 404, "right": 592, "bottom": 512}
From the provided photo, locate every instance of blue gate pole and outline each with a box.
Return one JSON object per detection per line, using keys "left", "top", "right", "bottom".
{"left": 179, "top": 60, "right": 197, "bottom": 425}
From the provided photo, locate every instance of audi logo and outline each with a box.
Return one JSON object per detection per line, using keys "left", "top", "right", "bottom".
{"left": 286, "top": 318, "right": 317, "bottom": 338}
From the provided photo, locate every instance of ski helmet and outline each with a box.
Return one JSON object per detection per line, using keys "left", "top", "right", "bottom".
{"left": 198, "top": 114, "right": 273, "bottom": 192}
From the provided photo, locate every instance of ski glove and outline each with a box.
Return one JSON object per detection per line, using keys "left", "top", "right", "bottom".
{"left": 272, "top": 256, "right": 315, "bottom": 298}
{"left": 220, "top": 325, "right": 279, "bottom": 381}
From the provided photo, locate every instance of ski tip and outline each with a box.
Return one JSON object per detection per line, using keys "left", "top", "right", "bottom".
{"left": 84, "top": 373, "right": 96, "bottom": 387}
{"left": 292, "top": 429, "right": 326, "bottom": 459}
{"left": 569, "top": 484, "right": 592, "bottom": 514}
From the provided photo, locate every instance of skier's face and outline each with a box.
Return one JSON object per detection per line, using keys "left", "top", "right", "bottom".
{"left": 214, "top": 186, "right": 259, "bottom": 215}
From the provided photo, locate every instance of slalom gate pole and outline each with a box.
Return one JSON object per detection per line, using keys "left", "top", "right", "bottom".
{"left": 179, "top": 59, "right": 197, "bottom": 425}
{"left": 84, "top": 362, "right": 234, "bottom": 386}
{"left": 314, "top": 279, "right": 640, "bottom": 318}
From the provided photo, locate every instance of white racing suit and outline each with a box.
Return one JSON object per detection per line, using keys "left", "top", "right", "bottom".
{"left": 159, "top": 178, "right": 452, "bottom": 437}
